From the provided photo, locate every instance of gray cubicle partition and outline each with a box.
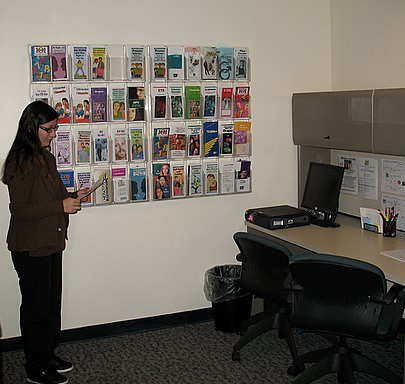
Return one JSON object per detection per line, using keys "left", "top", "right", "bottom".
{"left": 292, "top": 90, "right": 373, "bottom": 153}
{"left": 293, "top": 88, "right": 405, "bottom": 220}
{"left": 373, "top": 88, "right": 405, "bottom": 157}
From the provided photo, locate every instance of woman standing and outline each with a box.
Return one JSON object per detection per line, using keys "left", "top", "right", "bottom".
{"left": 2, "top": 101, "right": 87, "bottom": 384}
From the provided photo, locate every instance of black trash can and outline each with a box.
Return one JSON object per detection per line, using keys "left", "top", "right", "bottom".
{"left": 204, "top": 265, "right": 252, "bottom": 333}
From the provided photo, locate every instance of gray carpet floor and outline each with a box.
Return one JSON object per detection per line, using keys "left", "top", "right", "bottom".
{"left": 1, "top": 321, "right": 403, "bottom": 383}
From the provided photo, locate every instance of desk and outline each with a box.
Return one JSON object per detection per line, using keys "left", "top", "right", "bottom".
{"left": 246, "top": 214, "right": 405, "bottom": 286}
{"left": 246, "top": 214, "right": 405, "bottom": 383}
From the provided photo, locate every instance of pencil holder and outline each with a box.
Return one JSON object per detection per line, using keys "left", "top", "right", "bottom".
{"left": 383, "top": 220, "right": 396, "bottom": 237}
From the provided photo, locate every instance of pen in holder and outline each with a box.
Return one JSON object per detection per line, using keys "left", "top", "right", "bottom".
{"left": 383, "top": 217, "right": 397, "bottom": 237}
{"left": 379, "top": 208, "right": 398, "bottom": 237}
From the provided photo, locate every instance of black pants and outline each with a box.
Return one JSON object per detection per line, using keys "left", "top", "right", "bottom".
{"left": 11, "top": 251, "right": 63, "bottom": 373}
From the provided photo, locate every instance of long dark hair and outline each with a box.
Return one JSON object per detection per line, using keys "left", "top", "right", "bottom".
{"left": 2, "top": 101, "right": 58, "bottom": 184}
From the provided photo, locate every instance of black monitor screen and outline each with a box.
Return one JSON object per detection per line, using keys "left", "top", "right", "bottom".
{"left": 301, "top": 162, "right": 345, "bottom": 215}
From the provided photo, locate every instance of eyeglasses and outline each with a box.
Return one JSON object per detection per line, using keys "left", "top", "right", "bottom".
{"left": 39, "top": 124, "right": 59, "bottom": 133}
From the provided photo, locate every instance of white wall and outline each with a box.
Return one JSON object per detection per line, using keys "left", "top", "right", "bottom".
{"left": 0, "top": 0, "right": 331, "bottom": 338}
{"left": 330, "top": 0, "right": 405, "bottom": 90}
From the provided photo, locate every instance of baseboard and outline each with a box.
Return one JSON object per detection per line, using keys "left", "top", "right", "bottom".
{"left": 2, "top": 308, "right": 403, "bottom": 353}
{"left": 0, "top": 307, "right": 213, "bottom": 353}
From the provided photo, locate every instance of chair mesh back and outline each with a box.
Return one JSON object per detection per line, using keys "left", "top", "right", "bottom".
{"left": 234, "top": 233, "right": 291, "bottom": 303}
{"left": 290, "top": 258, "right": 386, "bottom": 338}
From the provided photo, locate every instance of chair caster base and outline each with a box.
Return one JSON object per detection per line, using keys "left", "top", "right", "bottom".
{"left": 231, "top": 351, "right": 241, "bottom": 361}
{"left": 287, "top": 364, "right": 305, "bottom": 376}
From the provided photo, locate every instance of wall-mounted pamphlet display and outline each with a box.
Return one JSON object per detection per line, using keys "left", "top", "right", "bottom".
{"left": 29, "top": 44, "right": 252, "bottom": 206}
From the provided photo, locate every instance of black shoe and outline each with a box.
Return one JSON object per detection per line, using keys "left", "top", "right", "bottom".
{"left": 26, "top": 366, "right": 68, "bottom": 384}
{"left": 48, "top": 356, "right": 74, "bottom": 373}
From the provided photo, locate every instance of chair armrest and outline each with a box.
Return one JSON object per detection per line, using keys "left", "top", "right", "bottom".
{"left": 236, "top": 252, "right": 246, "bottom": 262}
{"left": 370, "top": 283, "right": 403, "bottom": 305}
{"left": 284, "top": 277, "right": 302, "bottom": 291}
{"left": 376, "top": 287, "right": 405, "bottom": 339}
{"left": 373, "top": 283, "right": 405, "bottom": 306}
{"left": 385, "top": 283, "right": 405, "bottom": 303}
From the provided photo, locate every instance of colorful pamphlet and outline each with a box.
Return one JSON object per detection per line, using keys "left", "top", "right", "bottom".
{"left": 152, "top": 162, "right": 171, "bottom": 199}
{"left": 188, "top": 162, "right": 203, "bottom": 196}
{"left": 112, "top": 166, "right": 129, "bottom": 203}
{"left": 152, "top": 127, "right": 169, "bottom": 160}
{"left": 31, "top": 45, "right": 51, "bottom": 82}
{"left": 55, "top": 130, "right": 73, "bottom": 167}
{"left": 234, "top": 121, "right": 251, "bottom": 156}
{"left": 127, "top": 86, "right": 145, "bottom": 121}
{"left": 235, "top": 48, "right": 249, "bottom": 80}
{"left": 129, "top": 126, "right": 145, "bottom": 161}
{"left": 32, "top": 83, "right": 50, "bottom": 104}
{"left": 169, "top": 85, "right": 184, "bottom": 119}
{"left": 91, "top": 46, "right": 107, "bottom": 80}
{"left": 58, "top": 169, "right": 75, "bottom": 193}
{"left": 52, "top": 84, "right": 71, "bottom": 124}
{"left": 185, "top": 47, "right": 201, "bottom": 80}
{"left": 185, "top": 85, "right": 201, "bottom": 119}
{"left": 203, "top": 121, "right": 219, "bottom": 157}
{"left": 72, "top": 45, "right": 89, "bottom": 81}
{"left": 187, "top": 123, "right": 202, "bottom": 158}
{"left": 93, "top": 126, "right": 109, "bottom": 163}
{"left": 171, "top": 162, "right": 186, "bottom": 198}
{"left": 220, "top": 121, "right": 234, "bottom": 155}
{"left": 217, "top": 47, "right": 234, "bottom": 80}
{"left": 234, "top": 86, "right": 250, "bottom": 118}
{"left": 152, "top": 84, "right": 167, "bottom": 119}
{"left": 202, "top": 47, "right": 217, "bottom": 80}
{"left": 111, "top": 85, "right": 126, "bottom": 121}
{"left": 91, "top": 87, "right": 107, "bottom": 122}
{"left": 151, "top": 46, "right": 167, "bottom": 80}
{"left": 75, "top": 130, "right": 91, "bottom": 164}
{"left": 168, "top": 46, "right": 184, "bottom": 80}
{"left": 169, "top": 122, "right": 186, "bottom": 159}
{"left": 204, "top": 161, "right": 219, "bottom": 195}
{"left": 220, "top": 86, "right": 233, "bottom": 118}
{"left": 130, "top": 163, "right": 147, "bottom": 201}
{"left": 127, "top": 46, "right": 145, "bottom": 80}
{"left": 51, "top": 45, "right": 68, "bottom": 81}
{"left": 203, "top": 84, "right": 217, "bottom": 118}
{"left": 72, "top": 85, "right": 90, "bottom": 123}
{"left": 112, "top": 125, "right": 129, "bottom": 163}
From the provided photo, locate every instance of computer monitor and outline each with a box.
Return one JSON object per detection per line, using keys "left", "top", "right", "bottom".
{"left": 301, "top": 162, "right": 345, "bottom": 227}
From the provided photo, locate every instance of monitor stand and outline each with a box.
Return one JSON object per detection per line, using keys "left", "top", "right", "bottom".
{"left": 308, "top": 210, "right": 340, "bottom": 228}
{"left": 312, "top": 219, "right": 340, "bottom": 228}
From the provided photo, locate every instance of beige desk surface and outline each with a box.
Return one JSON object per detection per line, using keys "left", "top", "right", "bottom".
{"left": 246, "top": 215, "right": 405, "bottom": 286}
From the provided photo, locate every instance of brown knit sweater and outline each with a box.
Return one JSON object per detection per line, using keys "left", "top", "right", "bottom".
{"left": 5, "top": 150, "right": 76, "bottom": 256}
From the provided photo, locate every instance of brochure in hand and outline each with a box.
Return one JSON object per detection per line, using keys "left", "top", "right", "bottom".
{"left": 79, "top": 175, "right": 106, "bottom": 200}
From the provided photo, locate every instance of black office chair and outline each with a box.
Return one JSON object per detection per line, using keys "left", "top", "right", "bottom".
{"left": 287, "top": 253, "right": 405, "bottom": 384}
{"left": 231, "top": 232, "right": 303, "bottom": 373}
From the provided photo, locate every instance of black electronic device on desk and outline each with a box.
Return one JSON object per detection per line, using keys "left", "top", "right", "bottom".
{"left": 245, "top": 162, "right": 345, "bottom": 230}
{"left": 245, "top": 205, "right": 311, "bottom": 230}
{"left": 300, "top": 162, "right": 345, "bottom": 228}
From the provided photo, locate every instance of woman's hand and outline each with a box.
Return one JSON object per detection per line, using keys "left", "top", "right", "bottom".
{"left": 63, "top": 197, "right": 82, "bottom": 214}
{"left": 76, "top": 188, "right": 91, "bottom": 201}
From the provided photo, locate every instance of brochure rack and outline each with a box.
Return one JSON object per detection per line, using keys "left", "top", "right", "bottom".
{"left": 29, "top": 44, "right": 252, "bottom": 205}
